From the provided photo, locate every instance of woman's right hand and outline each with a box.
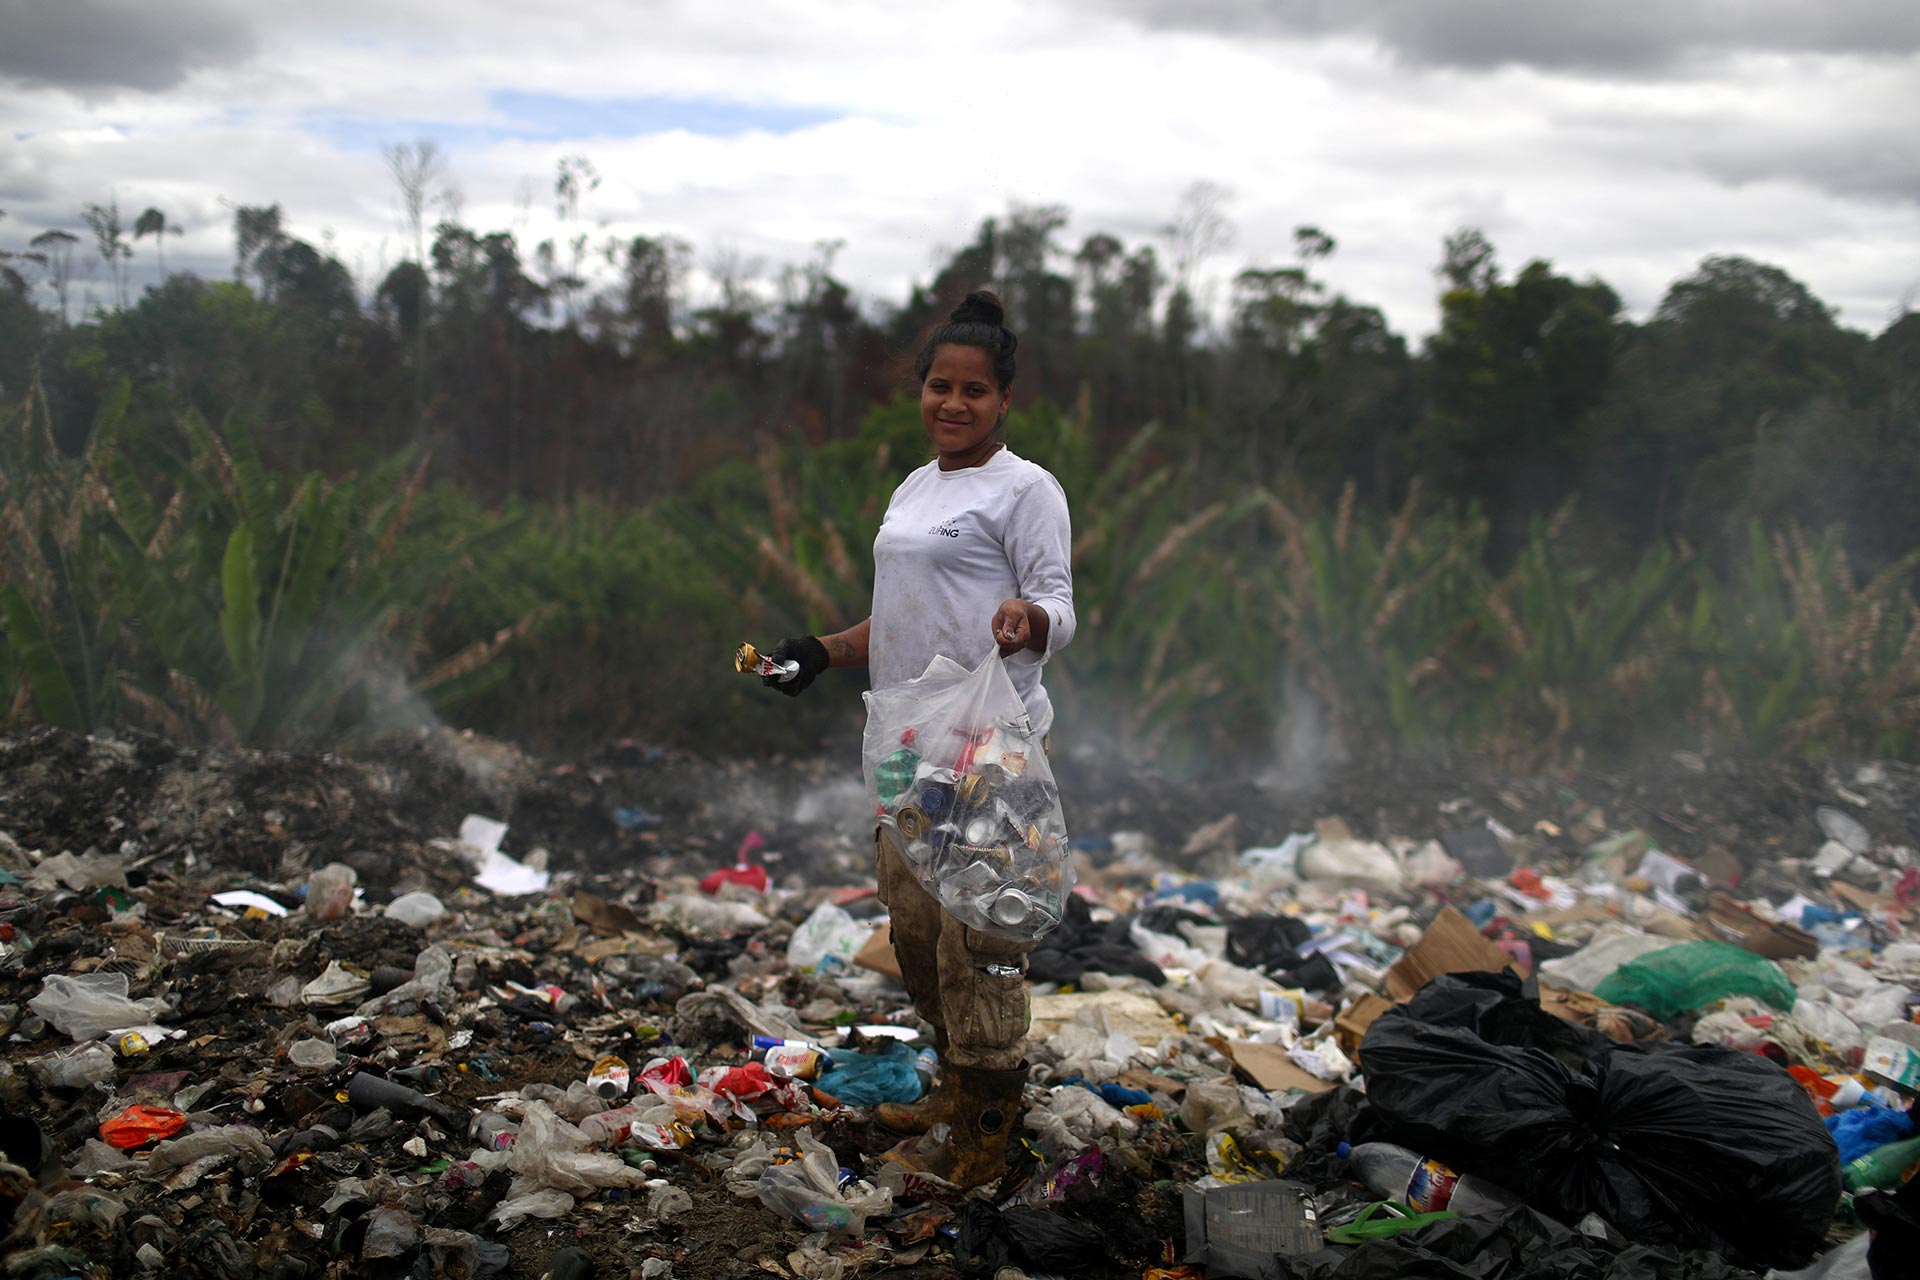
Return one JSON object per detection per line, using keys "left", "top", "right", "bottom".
{"left": 765, "top": 636, "right": 830, "bottom": 696}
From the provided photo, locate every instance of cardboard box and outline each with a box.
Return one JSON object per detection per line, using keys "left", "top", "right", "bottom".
{"left": 1863, "top": 1036, "right": 1920, "bottom": 1096}
{"left": 1385, "top": 905, "right": 1513, "bottom": 1001}
{"left": 852, "top": 924, "right": 903, "bottom": 980}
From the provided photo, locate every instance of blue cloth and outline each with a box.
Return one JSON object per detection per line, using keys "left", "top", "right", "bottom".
{"left": 1828, "top": 1106, "right": 1917, "bottom": 1165}
{"left": 816, "top": 1040, "right": 923, "bottom": 1107}
{"left": 1063, "top": 1076, "right": 1152, "bottom": 1108}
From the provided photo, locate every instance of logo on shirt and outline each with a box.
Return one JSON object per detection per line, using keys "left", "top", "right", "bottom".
{"left": 926, "top": 515, "right": 963, "bottom": 538}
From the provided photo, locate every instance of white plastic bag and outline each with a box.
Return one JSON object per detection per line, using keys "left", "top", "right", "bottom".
{"left": 786, "top": 902, "right": 873, "bottom": 973}
{"left": 753, "top": 1131, "right": 892, "bottom": 1236}
{"left": 863, "top": 651, "right": 1070, "bottom": 941}
{"left": 29, "top": 972, "right": 163, "bottom": 1040}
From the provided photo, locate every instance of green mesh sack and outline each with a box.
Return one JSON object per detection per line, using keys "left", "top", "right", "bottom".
{"left": 1593, "top": 940, "right": 1797, "bottom": 1020}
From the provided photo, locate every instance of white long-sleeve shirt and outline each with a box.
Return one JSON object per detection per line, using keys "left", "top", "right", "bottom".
{"left": 868, "top": 447, "right": 1076, "bottom": 735}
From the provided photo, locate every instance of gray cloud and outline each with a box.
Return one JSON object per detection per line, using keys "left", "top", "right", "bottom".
{"left": 1098, "top": 0, "right": 1920, "bottom": 74}
{"left": 0, "top": 0, "right": 256, "bottom": 94}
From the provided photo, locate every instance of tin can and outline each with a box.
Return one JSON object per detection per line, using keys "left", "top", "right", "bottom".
{"left": 588, "top": 1054, "right": 631, "bottom": 1099}
{"left": 896, "top": 805, "right": 931, "bottom": 840}
{"left": 763, "top": 1045, "right": 827, "bottom": 1080}
{"left": 117, "top": 1031, "right": 150, "bottom": 1056}
{"left": 733, "top": 641, "right": 798, "bottom": 681}
{"left": 987, "top": 888, "right": 1035, "bottom": 927}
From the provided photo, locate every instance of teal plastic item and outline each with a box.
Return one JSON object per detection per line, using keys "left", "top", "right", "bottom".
{"left": 1592, "top": 940, "right": 1797, "bottom": 1020}
{"left": 816, "top": 1040, "right": 924, "bottom": 1107}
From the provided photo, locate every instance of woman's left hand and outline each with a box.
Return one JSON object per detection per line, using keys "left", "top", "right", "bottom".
{"left": 992, "top": 599, "right": 1037, "bottom": 656}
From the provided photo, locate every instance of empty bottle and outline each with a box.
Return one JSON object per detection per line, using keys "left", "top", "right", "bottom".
{"left": 1842, "top": 1133, "right": 1920, "bottom": 1193}
{"left": 1339, "top": 1142, "right": 1526, "bottom": 1216}
{"left": 346, "top": 1070, "right": 464, "bottom": 1127}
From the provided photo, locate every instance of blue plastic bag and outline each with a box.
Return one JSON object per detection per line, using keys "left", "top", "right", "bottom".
{"left": 1827, "top": 1105, "right": 1915, "bottom": 1165}
{"left": 816, "top": 1040, "right": 924, "bottom": 1107}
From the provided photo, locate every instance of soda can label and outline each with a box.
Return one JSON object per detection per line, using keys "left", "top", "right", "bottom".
{"left": 588, "top": 1054, "right": 631, "bottom": 1098}
{"left": 763, "top": 1045, "right": 826, "bottom": 1080}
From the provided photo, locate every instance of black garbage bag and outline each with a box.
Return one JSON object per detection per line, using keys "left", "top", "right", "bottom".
{"left": 1274, "top": 1204, "right": 1761, "bottom": 1280}
{"left": 954, "top": 1202, "right": 1110, "bottom": 1276}
{"left": 1027, "top": 896, "right": 1167, "bottom": 987}
{"left": 1227, "top": 913, "right": 1316, "bottom": 971}
{"left": 1856, "top": 1169, "right": 1920, "bottom": 1280}
{"left": 1359, "top": 971, "right": 1842, "bottom": 1270}
{"left": 1277, "top": 1086, "right": 1385, "bottom": 1188}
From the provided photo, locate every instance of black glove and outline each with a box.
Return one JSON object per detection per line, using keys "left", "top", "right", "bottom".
{"left": 765, "top": 636, "right": 830, "bottom": 697}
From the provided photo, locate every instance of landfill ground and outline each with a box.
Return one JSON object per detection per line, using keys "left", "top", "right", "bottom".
{"left": 1, "top": 724, "right": 1916, "bottom": 1280}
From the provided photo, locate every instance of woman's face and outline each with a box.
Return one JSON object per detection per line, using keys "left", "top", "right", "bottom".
{"left": 921, "top": 344, "right": 1010, "bottom": 470}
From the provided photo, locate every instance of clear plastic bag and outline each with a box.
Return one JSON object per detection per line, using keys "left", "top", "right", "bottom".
{"left": 863, "top": 651, "right": 1070, "bottom": 941}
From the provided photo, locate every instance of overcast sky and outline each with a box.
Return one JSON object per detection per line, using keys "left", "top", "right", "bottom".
{"left": 2, "top": 0, "right": 1916, "bottom": 338}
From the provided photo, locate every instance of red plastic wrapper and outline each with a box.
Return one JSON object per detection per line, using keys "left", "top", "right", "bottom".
{"left": 712, "top": 1062, "right": 774, "bottom": 1100}
{"left": 699, "top": 832, "right": 771, "bottom": 894}
{"left": 638, "top": 1055, "right": 694, "bottom": 1096}
{"left": 100, "top": 1104, "right": 188, "bottom": 1149}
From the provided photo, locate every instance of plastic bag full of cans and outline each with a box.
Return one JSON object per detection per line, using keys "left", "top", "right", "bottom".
{"left": 862, "top": 650, "right": 1070, "bottom": 942}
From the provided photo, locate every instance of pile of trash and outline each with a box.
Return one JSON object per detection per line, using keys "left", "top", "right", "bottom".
{"left": 0, "top": 726, "right": 1916, "bottom": 1279}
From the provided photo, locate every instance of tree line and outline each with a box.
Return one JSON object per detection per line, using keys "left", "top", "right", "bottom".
{"left": 2, "top": 165, "right": 1916, "bottom": 585}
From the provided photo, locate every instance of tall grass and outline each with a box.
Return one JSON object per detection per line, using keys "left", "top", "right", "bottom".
{"left": 7, "top": 384, "right": 1918, "bottom": 767}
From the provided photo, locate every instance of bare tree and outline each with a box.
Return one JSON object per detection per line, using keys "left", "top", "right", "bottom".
{"left": 384, "top": 138, "right": 450, "bottom": 433}
{"left": 1163, "top": 180, "right": 1236, "bottom": 295}
{"left": 134, "top": 206, "right": 182, "bottom": 281}
{"left": 81, "top": 197, "right": 133, "bottom": 310}
{"left": 552, "top": 154, "right": 600, "bottom": 328}
{"left": 30, "top": 228, "right": 81, "bottom": 324}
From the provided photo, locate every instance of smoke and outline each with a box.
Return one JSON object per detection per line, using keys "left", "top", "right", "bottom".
{"left": 1262, "top": 665, "right": 1344, "bottom": 796}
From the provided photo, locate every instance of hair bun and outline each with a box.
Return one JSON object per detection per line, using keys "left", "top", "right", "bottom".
{"left": 950, "top": 289, "right": 1006, "bottom": 328}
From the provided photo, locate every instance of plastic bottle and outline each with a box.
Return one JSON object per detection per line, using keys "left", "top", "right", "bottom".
{"left": 1339, "top": 1142, "right": 1526, "bottom": 1216}
{"left": 471, "top": 1112, "right": 520, "bottom": 1151}
{"left": 346, "top": 1070, "right": 463, "bottom": 1127}
{"left": 1841, "top": 1133, "right": 1920, "bottom": 1193}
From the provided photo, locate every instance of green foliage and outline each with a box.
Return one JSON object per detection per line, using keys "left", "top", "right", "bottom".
{"left": 0, "top": 374, "right": 134, "bottom": 730}
{"left": 1694, "top": 525, "right": 1920, "bottom": 757}
{"left": 1478, "top": 514, "right": 1695, "bottom": 760}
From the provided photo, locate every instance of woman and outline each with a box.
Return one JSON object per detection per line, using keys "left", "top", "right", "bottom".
{"left": 761, "top": 290, "right": 1076, "bottom": 1188}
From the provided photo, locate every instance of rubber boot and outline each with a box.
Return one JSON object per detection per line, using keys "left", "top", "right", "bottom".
{"left": 889, "top": 1061, "right": 1028, "bottom": 1190}
{"left": 874, "top": 1028, "right": 954, "bottom": 1135}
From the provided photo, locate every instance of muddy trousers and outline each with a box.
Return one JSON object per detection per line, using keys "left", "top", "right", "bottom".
{"left": 875, "top": 825, "right": 1031, "bottom": 1071}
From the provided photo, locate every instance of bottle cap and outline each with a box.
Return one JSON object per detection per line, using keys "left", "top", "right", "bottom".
{"left": 1335, "top": 1142, "right": 1351, "bottom": 1159}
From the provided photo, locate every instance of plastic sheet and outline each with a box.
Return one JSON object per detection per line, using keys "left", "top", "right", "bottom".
{"left": 1592, "top": 941, "right": 1797, "bottom": 1019}
{"left": 862, "top": 651, "right": 1070, "bottom": 942}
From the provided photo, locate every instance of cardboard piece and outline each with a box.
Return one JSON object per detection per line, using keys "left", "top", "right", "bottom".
{"left": 1537, "top": 982, "right": 1609, "bottom": 1027}
{"left": 1829, "top": 881, "right": 1895, "bottom": 916}
{"left": 1333, "top": 994, "right": 1395, "bottom": 1056}
{"left": 1699, "top": 892, "right": 1819, "bottom": 961}
{"left": 853, "top": 924, "right": 903, "bottom": 980}
{"left": 1029, "top": 989, "right": 1182, "bottom": 1047}
{"left": 572, "top": 890, "right": 644, "bottom": 936}
{"left": 1385, "top": 905, "right": 1513, "bottom": 1001}
{"left": 1216, "top": 1039, "right": 1337, "bottom": 1094}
